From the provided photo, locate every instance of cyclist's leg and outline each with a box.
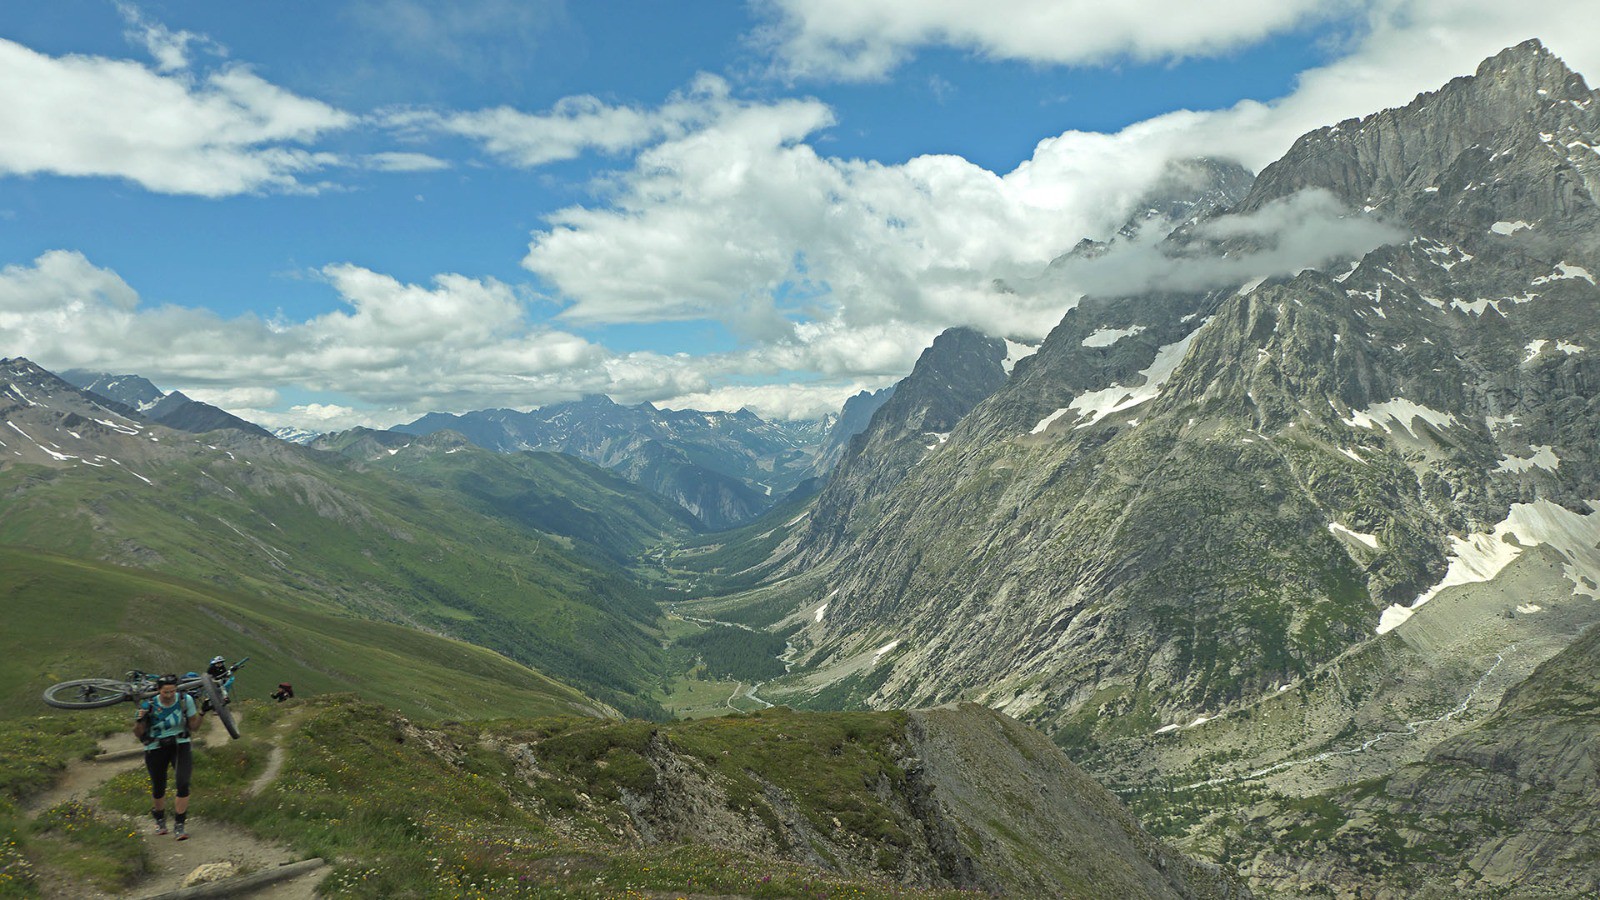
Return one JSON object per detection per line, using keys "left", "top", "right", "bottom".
{"left": 145, "top": 745, "right": 171, "bottom": 831}
{"left": 174, "top": 743, "right": 193, "bottom": 814}
{"left": 145, "top": 746, "right": 170, "bottom": 806}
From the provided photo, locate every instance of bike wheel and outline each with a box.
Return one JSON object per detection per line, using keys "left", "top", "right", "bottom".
{"left": 43, "top": 679, "right": 136, "bottom": 709}
{"left": 201, "top": 674, "right": 239, "bottom": 739}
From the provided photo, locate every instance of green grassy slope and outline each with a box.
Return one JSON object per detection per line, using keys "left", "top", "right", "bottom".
{"left": 0, "top": 434, "right": 672, "bottom": 716}
{"left": 0, "top": 546, "right": 604, "bottom": 722}
{"left": 337, "top": 433, "right": 700, "bottom": 566}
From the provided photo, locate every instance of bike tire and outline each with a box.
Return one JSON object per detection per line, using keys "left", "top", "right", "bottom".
{"left": 201, "top": 674, "right": 239, "bottom": 739}
{"left": 43, "top": 679, "right": 137, "bottom": 709}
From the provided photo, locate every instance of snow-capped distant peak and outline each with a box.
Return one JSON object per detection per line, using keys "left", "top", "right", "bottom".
{"left": 272, "top": 427, "right": 322, "bottom": 445}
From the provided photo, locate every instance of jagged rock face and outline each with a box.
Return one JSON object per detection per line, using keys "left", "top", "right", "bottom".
{"left": 146, "top": 391, "right": 274, "bottom": 438}
{"left": 778, "top": 41, "right": 1600, "bottom": 744}
{"left": 814, "top": 385, "right": 895, "bottom": 474}
{"left": 904, "top": 705, "right": 1248, "bottom": 899}
{"left": 400, "top": 396, "right": 817, "bottom": 529}
{"left": 797, "top": 327, "right": 1008, "bottom": 562}
{"left": 0, "top": 357, "right": 166, "bottom": 473}
{"left": 1244, "top": 39, "right": 1600, "bottom": 257}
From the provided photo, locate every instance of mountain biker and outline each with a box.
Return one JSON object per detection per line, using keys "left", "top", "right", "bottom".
{"left": 135, "top": 674, "right": 203, "bottom": 840}
{"left": 204, "top": 655, "right": 232, "bottom": 707}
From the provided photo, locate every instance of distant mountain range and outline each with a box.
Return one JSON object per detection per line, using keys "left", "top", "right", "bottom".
{"left": 61, "top": 369, "right": 274, "bottom": 439}
{"left": 54, "top": 369, "right": 887, "bottom": 531}
{"left": 395, "top": 394, "right": 865, "bottom": 530}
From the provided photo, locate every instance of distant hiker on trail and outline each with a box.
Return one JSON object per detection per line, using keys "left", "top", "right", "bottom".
{"left": 270, "top": 682, "right": 295, "bottom": 702}
{"left": 135, "top": 674, "right": 202, "bottom": 840}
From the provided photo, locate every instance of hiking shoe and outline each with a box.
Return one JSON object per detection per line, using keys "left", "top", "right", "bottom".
{"left": 154, "top": 823, "right": 168, "bottom": 835}
{"left": 174, "top": 825, "right": 188, "bottom": 841}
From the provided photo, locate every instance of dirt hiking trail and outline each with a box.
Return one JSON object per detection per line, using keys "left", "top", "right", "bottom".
{"left": 30, "top": 709, "right": 326, "bottom": 899}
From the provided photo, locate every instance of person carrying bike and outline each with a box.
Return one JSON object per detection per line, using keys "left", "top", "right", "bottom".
{"left": 135, "top": 674, "right": 203, "bottom": 840}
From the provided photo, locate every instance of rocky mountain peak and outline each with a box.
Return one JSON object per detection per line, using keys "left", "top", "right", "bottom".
{"left": 1473, "top": 38, "right": 1586, "bottom": 98}
{"left": 1241, "top": 40, "right": 1600, "bottom": 254}
{"left": 878, "top": 327, "right": 1008, "bottom": 437}
{"left": 3, "top": 357, "right": 139, "bottom": 418}
{"left": 764, "top": 44, "right": 1600, "bottom": 792}
{"left": 790, "top": 327, "right": 1007, "bottom": 564}
{"left": 1118, "top": 157, "right": 1256, "bottom": 239}
{"left": 60, "top": 369, "right": 164, "bottom": 410}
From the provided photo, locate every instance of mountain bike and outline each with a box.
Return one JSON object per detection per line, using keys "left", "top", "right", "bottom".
{"left": 42, "top": 658, "right": 249, "bottom": 740}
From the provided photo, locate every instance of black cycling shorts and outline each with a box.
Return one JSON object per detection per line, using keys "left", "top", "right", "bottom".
{"left": 145, "top": 740, "right": 193, "bottom": 799}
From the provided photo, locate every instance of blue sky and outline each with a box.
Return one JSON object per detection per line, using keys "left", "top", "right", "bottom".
{"left": 0, "top": 1, "right": 1594, "bottom": 431}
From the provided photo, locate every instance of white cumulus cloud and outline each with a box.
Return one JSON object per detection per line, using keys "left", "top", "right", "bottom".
{"left": 0, "top": 251, "right": 627, "bottom": 424}
{"left": 180, "top": 386, "right": 281, "bottom": 409}
{"left": 0, "top": 38, "right": 353, "bottom": 196}
{"left": 758, "top": 0, "right": 1354, "bottom": 81}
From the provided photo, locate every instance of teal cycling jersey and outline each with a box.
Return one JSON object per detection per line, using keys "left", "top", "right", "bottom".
{"left": 142, "top": 694, "right": 197, "bottom": 749}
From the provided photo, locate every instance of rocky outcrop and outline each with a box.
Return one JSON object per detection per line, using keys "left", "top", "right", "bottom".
{"left": 1243, "top": 40, "right": 1600, "bottom": 257}
{"left": 905, "top": 705, "right": 1247, "bottom": 899}
{"left": 483, "top": 704, "right": 1247, "bottom": 898}
{"left": 814, "top": 385, "right": 895, "bottom": 474}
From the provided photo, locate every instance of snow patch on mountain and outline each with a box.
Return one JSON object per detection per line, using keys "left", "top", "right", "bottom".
{"left": 6, "top": 385, "right": 40, "bottom": 407}
{"left": 1328, "top": 522, "right": 1382, "bottom": 549}
{"left": 1531, "top": 262, "right": 1595, "bottom": 284}
{"left": 1081, "top": 326, "right": 1145, "bottom": 348}
{"left": 1525, "top": 340, "right": 1585, "bottom": 359}
{"left": 1060, "top": 326, "right": 1204, "bottom": 430}
{"left": 1495, "top": 445, "right": 1561, "bottom": 473}
{"left": 1341, "top": 399, "right": 1459, "bottom": 438}
{"left": 272, "top": 427, "right": 322, "bottom": 445}
{"left": 6, "top": 421, "right": 76, "bottom": 462}
{"left": 93, "top": 418, "right": 141, "bottom": 435}
{"left": 1002, "top": 340, "right": 1038, "bottom": 373}
{"left": 1378, "top": 499, "right": 1600, "bottom": 634}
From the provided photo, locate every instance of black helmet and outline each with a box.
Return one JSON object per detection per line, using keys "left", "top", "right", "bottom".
{"left": 156, "top": 673, "right": 179, "bottom": 686}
